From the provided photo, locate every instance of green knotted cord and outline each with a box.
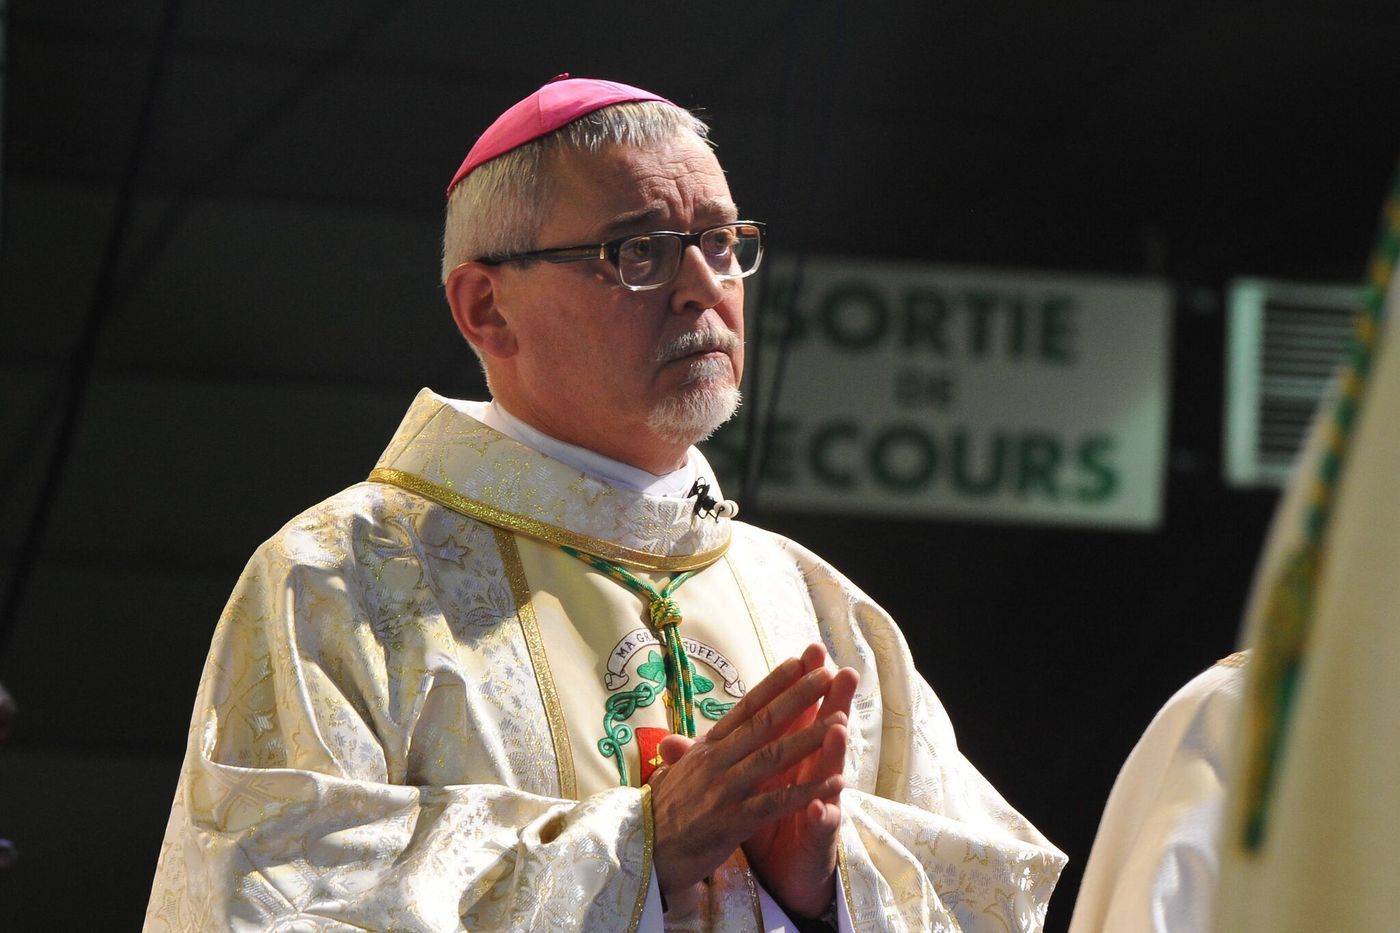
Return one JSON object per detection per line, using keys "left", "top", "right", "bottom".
{"left": 560, "top": 545, "right": 698, "bottom": 737}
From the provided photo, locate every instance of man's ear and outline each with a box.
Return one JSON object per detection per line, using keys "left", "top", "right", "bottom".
{"left": 445, "top": 262, "right": 517, "bottom": 359}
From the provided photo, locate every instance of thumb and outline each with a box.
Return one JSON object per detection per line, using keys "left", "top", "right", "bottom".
{"left": 658, "top": 733, "right": 695, "bottom": 765}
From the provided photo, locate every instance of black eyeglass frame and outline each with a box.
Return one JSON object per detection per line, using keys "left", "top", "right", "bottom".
{"left": 475, "top": 221, "right": 767, "bottom": 292}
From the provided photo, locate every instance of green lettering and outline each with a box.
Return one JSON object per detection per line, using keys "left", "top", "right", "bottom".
{"left": 894, "top": 369, "right": 955, "bottom": 409}
{"left": 900, "top": 288, "right": 950, "bottom": 356}
{"left": 809, "top": 420, "right": 860, "bottom": 490}
{"left": 1074, "top": 435, "right": 1118, "bottom": 502}
{"left": 1007, "top": 294, "right": 1027, "bottom": 358}
{"left": 869, "top": 425, "right": 937, "bottom": 492}
{"left": 1041, "top": 295, "right": 1076, "bottom": 363}
{"left": 950, "top": 430, "right": 1005, "bottom": 497}
{"left": 757, "top": 276, "right": 807, "bottom": 347}
{"left": 818, "top": 280, "right": 888, "bottom": 351}
{"left": 1016, "top": 433, "right": 1061, "bottom": 500}
{"left": 964, "top": 290, "right": 998, "bottom": 356}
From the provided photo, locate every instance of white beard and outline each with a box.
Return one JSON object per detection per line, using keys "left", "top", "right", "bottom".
{"left": 646, "top": 356, "right": 741, "bottom": 446}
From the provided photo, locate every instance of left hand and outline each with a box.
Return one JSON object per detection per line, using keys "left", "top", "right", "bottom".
{"left": 659, "top": 643, "right": 859, "bottom": 918}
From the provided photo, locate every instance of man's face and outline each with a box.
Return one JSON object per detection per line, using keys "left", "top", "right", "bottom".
{"left": 492, "top": 132, "right": 746, "bottom": 472}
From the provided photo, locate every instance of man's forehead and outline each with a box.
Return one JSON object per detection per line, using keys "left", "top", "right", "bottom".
{"left": 594, "top": 198, "right": 740, "bottom": 238}
{"left": 546, "top": 140, "right": 737, "bottom": 235}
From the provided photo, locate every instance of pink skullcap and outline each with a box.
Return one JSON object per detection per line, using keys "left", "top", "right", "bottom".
{"left": 446, "top": 74, "right": 677, "bottom": 195}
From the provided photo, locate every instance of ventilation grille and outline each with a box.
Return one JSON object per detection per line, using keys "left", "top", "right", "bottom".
{"left": 1225, "top": 279, "right": 1362, "bottom": 487}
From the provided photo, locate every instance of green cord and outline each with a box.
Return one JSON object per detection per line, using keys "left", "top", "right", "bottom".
{"left": 560, "top": 545, "right": 699, "bottom": 737}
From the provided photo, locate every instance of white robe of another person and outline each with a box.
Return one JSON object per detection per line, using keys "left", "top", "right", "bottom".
{"left": 1213, "top": 264, "right": 1400, "bottom": 931}
{"left": 1068, "top": 653, "right": 1246, "bottom": 933}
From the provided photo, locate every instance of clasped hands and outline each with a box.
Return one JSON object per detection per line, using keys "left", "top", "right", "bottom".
{"left": 648, "top": 642, "right": 859, "bottom": 919}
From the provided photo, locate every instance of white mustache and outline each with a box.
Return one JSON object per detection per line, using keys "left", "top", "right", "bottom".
{"left": 654, "top": 328, "right": 742, "bottom": 364}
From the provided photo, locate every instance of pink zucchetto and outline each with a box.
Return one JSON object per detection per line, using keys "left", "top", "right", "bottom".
{"left": 446, "top": 74, "right": 677, "bottom": 195}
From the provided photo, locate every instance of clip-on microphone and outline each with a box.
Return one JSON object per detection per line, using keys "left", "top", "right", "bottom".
{"left": 688, "top": 478, "right": 738, "bottom": 520}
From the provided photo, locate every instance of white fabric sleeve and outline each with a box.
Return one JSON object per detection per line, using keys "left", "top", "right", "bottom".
{"left": 771, "top": 534, "right": 1066, "bottom": 931}
{"left": 1068, "top": 659, "right": 1245, "bottom": 933}
{"left": 145, "top": 534, "right": 655, "bottom": 932}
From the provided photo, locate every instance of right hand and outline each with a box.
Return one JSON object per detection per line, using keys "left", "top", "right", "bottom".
{"left": 646, "top": 649, "right": 850, "bottom": 903}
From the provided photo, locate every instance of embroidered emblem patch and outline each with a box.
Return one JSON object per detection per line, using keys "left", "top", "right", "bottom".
{"left": 598, "top": 628, "right": 746, "bottom": 786}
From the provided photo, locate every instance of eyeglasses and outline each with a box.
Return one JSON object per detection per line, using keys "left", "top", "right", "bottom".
{"left": 477, "top": 221, "right": 766, "bottom": 291}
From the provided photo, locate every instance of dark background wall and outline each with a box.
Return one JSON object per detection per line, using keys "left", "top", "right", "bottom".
{"left": 2, "top": 1, "right": 1398, "bottom": 928}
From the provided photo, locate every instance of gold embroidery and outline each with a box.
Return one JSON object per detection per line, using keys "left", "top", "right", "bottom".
{"left": 495, "top": 527, "right": 577, "bottom": 800}
{"left": 726, "top": 553, "right": 775, "bottom": 669}
{"left": 837, "top": 837, "right": 854, "bottom": 927}
{"left": 372, "top": 467, "right": 728, "bottom": 572}
{"left": 629, "top": 785, "right": 655, "bottom": 933}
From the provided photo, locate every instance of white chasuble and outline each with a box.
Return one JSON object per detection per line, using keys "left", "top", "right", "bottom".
{"left": 145, "top": 389, "right": 1065, "bottom": 932}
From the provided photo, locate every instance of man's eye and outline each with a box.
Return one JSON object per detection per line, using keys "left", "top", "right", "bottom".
{"left": 621, "top": 237, "right": 655, "bottom": 262}
{"left": 705, "top": 230, "right": 737, "bottom": 254}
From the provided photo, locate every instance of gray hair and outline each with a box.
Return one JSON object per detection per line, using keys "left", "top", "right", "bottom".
{"left": 441, "top": 101, "right": 712, "bottom": 283}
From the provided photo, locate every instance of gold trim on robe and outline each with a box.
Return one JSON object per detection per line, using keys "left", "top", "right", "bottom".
{"left": 374, "top": 467, "right": 728, "bottom": 573}
{"left": 726, "top": 552, "right": 777, "bottom": 670}
{"left": 631, "top": 784, "right": 655, "bottom": 933}
{"left": 495, "top": 526, "right": 577, "bottom": 801}
{"left": 837, "top": 839, "right": 855, "bottom": 925}
{"left": 367, "top": 389, "right": 732, "bottom": 572}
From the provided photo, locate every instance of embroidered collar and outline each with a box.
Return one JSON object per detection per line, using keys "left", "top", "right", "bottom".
{"left": 368, "top": 389, "right": 732, "bottom": 571}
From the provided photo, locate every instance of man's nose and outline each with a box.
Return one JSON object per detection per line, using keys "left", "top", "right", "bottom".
{"left": 669, "top": 245, "right": 727, "bottom": 313}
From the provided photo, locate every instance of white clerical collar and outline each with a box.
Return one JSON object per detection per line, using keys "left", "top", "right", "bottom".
{"left": 447, "top": 398, "right": 705, "bottom": 498}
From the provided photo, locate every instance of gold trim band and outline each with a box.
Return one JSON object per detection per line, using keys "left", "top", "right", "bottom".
{"left": 726, "top": 552, "right": 776, "bottom": 670}
{"left": 629, "top": 785, "right": 655, "bottom": 933}
{"left": 837, "top": 837, "right": 855, "bottom": 927}
{"left": 495, "top": 527, "right": 577, "bottom": 801}
{"left": 370, "top": 467, "right": 728, "bottom": 572}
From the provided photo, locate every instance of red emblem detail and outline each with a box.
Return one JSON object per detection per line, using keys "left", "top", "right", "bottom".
{"left": 637, "top": 727, "right": 669, "bottom": 784}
